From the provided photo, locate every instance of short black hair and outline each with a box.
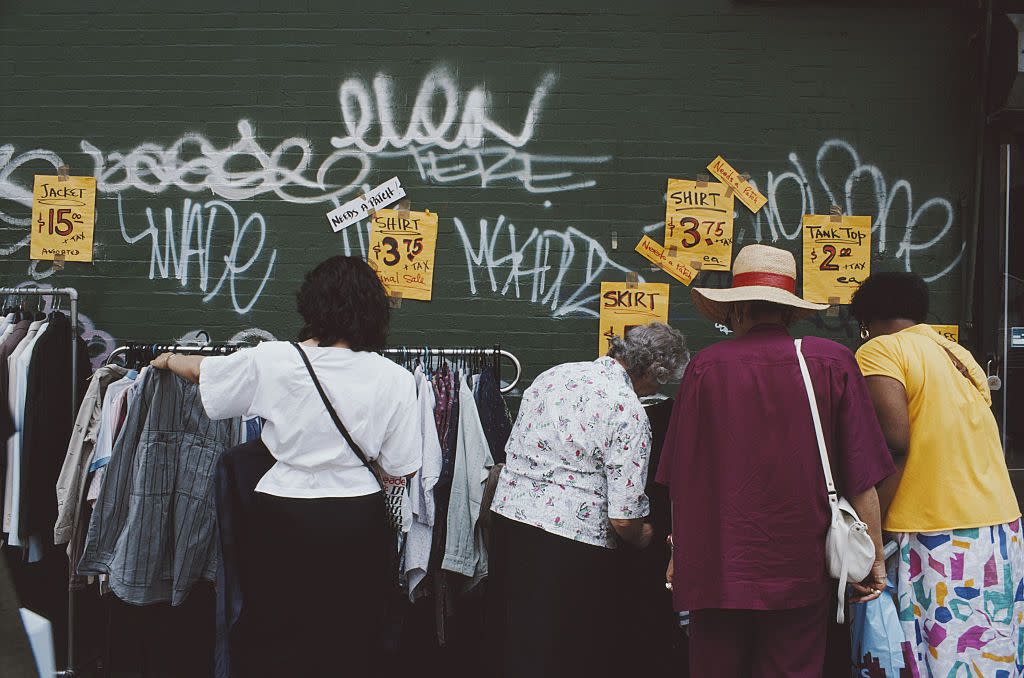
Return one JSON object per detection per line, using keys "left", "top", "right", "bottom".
{"left": 850, "top": 272, "right": 929, "bottom": 325}
{"left": 296, "top": 256, "right": 390, "bottom": 351}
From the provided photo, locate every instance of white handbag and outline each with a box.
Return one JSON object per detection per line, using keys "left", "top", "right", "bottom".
{"left": 795, "top": 339, "right": 875, "bottom": 623}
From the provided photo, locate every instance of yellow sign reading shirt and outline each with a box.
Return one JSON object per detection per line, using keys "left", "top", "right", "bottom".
{"left": 30, "top": 175, "right": 96, "bottom": 262}
{"left": 368, "top": 209, "right": 438, "bottom": 301}
{"left": 802, "top": 214, "right": 871, "bottom": 304}
{"left": 598, "top": 281, "right": 670, "bottom": 356}
{"left": 856, "top": 324, "right": 1019, "bottom": 532}
{"left": 663, "top": 179, "right": 734, "bottom": 272}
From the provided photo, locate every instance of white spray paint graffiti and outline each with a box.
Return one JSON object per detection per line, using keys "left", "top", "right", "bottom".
{"left": 1, "top": 63, "right": 962, "bottom": 323}
{"left": 395, "top": 145, "right": 611, "bottom": 194}
{"left": 331, "top": 67, "right": 557, "bottom": 153}
{"left": 80, "top": 121, "right": 370, "bottom": 205}
{"left": 0, "top": 66, "right": 611, "bottom": 320}
{"left": 751, "top": 140, "right": 962, "bottom": 283}
{"left": 339, "top": 213, "right": 635, "bottom": 318}
{"left": 176, "top": 328, "right": 277, "bottom": 346}
{"left": 645, "top": 139, "right": 962, "bottom": 283}
{"left": 116, "top": 195, "right": 277, "bottom": 314}
{"left": 450, "top": 215, "right": 639, "bottom": 317}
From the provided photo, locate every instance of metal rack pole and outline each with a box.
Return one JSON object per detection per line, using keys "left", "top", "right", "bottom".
{"left": 0, "top": 286, "right": 80, "bottom": 678}
{"left": 380, "top": 347, "right": 522, "bottom": 393}
{"left": 108, "top": 344, "right": 524, "bottom": 394}
{"left": 105, "top": 343, "right": 243, "bottom": 366}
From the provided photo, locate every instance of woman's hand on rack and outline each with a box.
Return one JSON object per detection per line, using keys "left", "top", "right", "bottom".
{"left": 151, "top": 352, "right": 174, "bottom": 370}
{"left": 151, "top": 352, "right": 204, "bottom": 384}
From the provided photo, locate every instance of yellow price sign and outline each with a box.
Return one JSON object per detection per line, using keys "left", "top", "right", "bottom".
{"left": 30, "top": 175, "right": 96, "bottom": 262}
{"left": 598, "top": 281, "right": 670, "bottom": 356}
{"left": 368, "top": 209, "right": 438, "bottom": 301}
{"left": 635, "top": 236, "right": 698, "bottom": 286}
{"left": 802, "top": 214, "right": 871, "bottom": 305}
{"left": 931, "top": 325, "right": 959, "bottom": 343}
{"left": 664, "top": 178, "right": 734, "bottom": 272}
{"left": 706, "top": 155, "right": 767, "bottom": 213}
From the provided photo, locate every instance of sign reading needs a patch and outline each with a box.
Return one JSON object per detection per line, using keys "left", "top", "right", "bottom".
{"left": 931, "top": 325, "right": 960, "bottom": 343}
{"left": 326, "top": 177, "right": 405, "bottom": 232}
{"left": 802, "top": 214, "right": 871, "bottom": 305}
{"left": 598, "top": 281, "right": 670, "bottom": 356}
{"left": 664, "top": 178, "right": 734, "bottom": 272}
{"left": 635, "top": 236, "right": 698, "bottom": 285}
{"left": 368, "top": 209, "right": 437, "bottom": 301}
{"left": 30, "top": 175, "right": 96, "bottom": 262}
{"left": 706, "top": 156, "right": 766, "bottom": 213}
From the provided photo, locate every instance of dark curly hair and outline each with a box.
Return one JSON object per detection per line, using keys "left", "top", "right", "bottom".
{"left": 850, "top": 272, "right": 929, "bottom": 325}
{"left": 296, "top": 256, "right": 390, "bottom": 351}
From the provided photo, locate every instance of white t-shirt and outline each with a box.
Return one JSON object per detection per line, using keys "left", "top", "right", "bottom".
{"left": 199, "top": 341, "right": 422, "bottom": 498}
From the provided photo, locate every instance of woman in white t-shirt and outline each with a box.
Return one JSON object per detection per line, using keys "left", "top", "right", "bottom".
{"left": 151, "top": 255, "right": 421, "bottom": 676}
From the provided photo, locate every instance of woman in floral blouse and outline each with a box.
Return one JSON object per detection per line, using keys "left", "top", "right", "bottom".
{"left": 492, "top": 322, "right": 689, "bottom": 678}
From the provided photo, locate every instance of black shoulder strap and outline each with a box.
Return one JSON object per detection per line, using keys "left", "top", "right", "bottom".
{"left": 290, "top": 342, "right": 380, "bottom": 484}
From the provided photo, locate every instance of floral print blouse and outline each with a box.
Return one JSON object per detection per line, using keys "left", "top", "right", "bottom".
{"left": 492, "top": 356, "right": 651, "bottom": 548}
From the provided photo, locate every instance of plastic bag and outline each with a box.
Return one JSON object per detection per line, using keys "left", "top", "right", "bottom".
{"left": 849, "top": 588, "right": 906, "bottom": 677}
{"left": 849, "top": 581, "right": 909, "bottom": 677}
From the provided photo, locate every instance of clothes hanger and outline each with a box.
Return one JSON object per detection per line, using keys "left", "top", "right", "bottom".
{"left": 32, "top": 295, "right": 46, "bottom": 321}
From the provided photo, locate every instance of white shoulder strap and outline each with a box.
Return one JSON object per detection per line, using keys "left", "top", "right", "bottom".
{"left": 794, "top": 339, "right": 839, "bottom": 509}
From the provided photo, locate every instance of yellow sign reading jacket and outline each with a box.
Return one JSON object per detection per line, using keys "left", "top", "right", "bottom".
{"left": 30, "top": 175, "right": 96, "bottom": 262}
{"left": 368, "top": 209, "right": 438, "bottom": 301}
{"left": 598, "top": 281, "right": 670, "bottom": 356}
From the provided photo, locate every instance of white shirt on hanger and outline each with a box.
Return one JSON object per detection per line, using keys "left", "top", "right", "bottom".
{"left": 200, "top": 341, "right": 422, "bottom": 499}
{"left": 403, "top": 367, "right": 443, "bottom": 599}
{"left": 0, "top": 313, "right": 15, "bottom": 341}
{"left": 3, "top": 319, "right": 46, "bottom": 545}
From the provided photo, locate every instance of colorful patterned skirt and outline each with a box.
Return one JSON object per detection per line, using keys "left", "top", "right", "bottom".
{"left": 895, "top": 518, "right": 1024, "bottom": 677}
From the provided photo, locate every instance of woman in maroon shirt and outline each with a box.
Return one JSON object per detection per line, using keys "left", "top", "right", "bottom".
{"left": 657, "top": 245, "right": 895, "bottom": 678}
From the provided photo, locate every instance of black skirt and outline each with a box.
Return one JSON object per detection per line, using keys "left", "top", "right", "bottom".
{"left": 239, "top": 491, "right": 389, "bottom": 677}
{"left": 499, "top": 516, "right": 612, "bottom": 678}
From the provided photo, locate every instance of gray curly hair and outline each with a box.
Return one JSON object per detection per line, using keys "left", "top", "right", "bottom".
{"left": 607, "top": 322, "right": 689, "bottom": 384}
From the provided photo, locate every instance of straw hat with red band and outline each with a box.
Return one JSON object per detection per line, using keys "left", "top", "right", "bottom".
{"left": 691, "top": 244, "right": 829, "bottom": 324}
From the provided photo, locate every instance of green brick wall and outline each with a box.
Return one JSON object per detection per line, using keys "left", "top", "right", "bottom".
{"left": 0, "top": 1, "right": 974, "bottom": 394}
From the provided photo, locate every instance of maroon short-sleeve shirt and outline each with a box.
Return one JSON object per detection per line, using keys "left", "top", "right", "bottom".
{"left": 656, "top": 325, "right": 894, "bottom": 611}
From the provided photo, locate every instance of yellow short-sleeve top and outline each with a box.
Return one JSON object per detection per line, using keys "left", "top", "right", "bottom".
{"left": 855, "top": 324, "right": 1019, "bottom": 533}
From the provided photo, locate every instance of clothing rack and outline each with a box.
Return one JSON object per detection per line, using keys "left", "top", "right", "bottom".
{"left": 105, "top": 343, "right": 243, "bottom": 366}
{"left": 0, "top": 286, "right": 80, "bottom": 678}
{"left": 381, "top": 346, "right": 522, "bottom": 393}
{"left": 107, "top": 343, "right": 523, "bottom": 393}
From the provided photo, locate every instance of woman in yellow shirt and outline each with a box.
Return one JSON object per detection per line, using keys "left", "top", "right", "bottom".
{"left": 852, "top": 272, "right": 1022, "bottom": 677}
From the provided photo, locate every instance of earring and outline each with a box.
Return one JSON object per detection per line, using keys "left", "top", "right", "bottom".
{"left": 860, "top": 325, "right": 870, "bottom": 340}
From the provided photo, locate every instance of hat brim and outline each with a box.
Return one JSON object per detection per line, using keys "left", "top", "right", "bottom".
{"left": 691, "top": 285, "right": 830, "bottom": 325}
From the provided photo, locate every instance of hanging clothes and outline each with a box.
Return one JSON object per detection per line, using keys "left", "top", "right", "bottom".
{"left": 0, "top": 319, "right": 29, "bottom": 517}
{"left": 404, "top": 367, "right": 443, "bottom": 600}
{"left": 54, "top": 365, "right": 127, "bottom": 550}
{"left": 4, "top": 316, "right": 46, "bottom": 547}
{"left": 20, "top": 311, "right": 91, "bottom": 544}
{"left": 78, "top": 369, "right": 242, "bottom": 605}
{"left": 441, "top": 374, "right": 493, "bottom": 589}
{"left": 473, "top": 368, "right": 511, "bottom": 465}
{"left": 213, "top": 438, "right": 275, "bottom": 678}
{"left": 88, "top": 370, "right": 139, "bottom": 474}
{"left": 431, "top": 364, "right": 459, "bottom": 645}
